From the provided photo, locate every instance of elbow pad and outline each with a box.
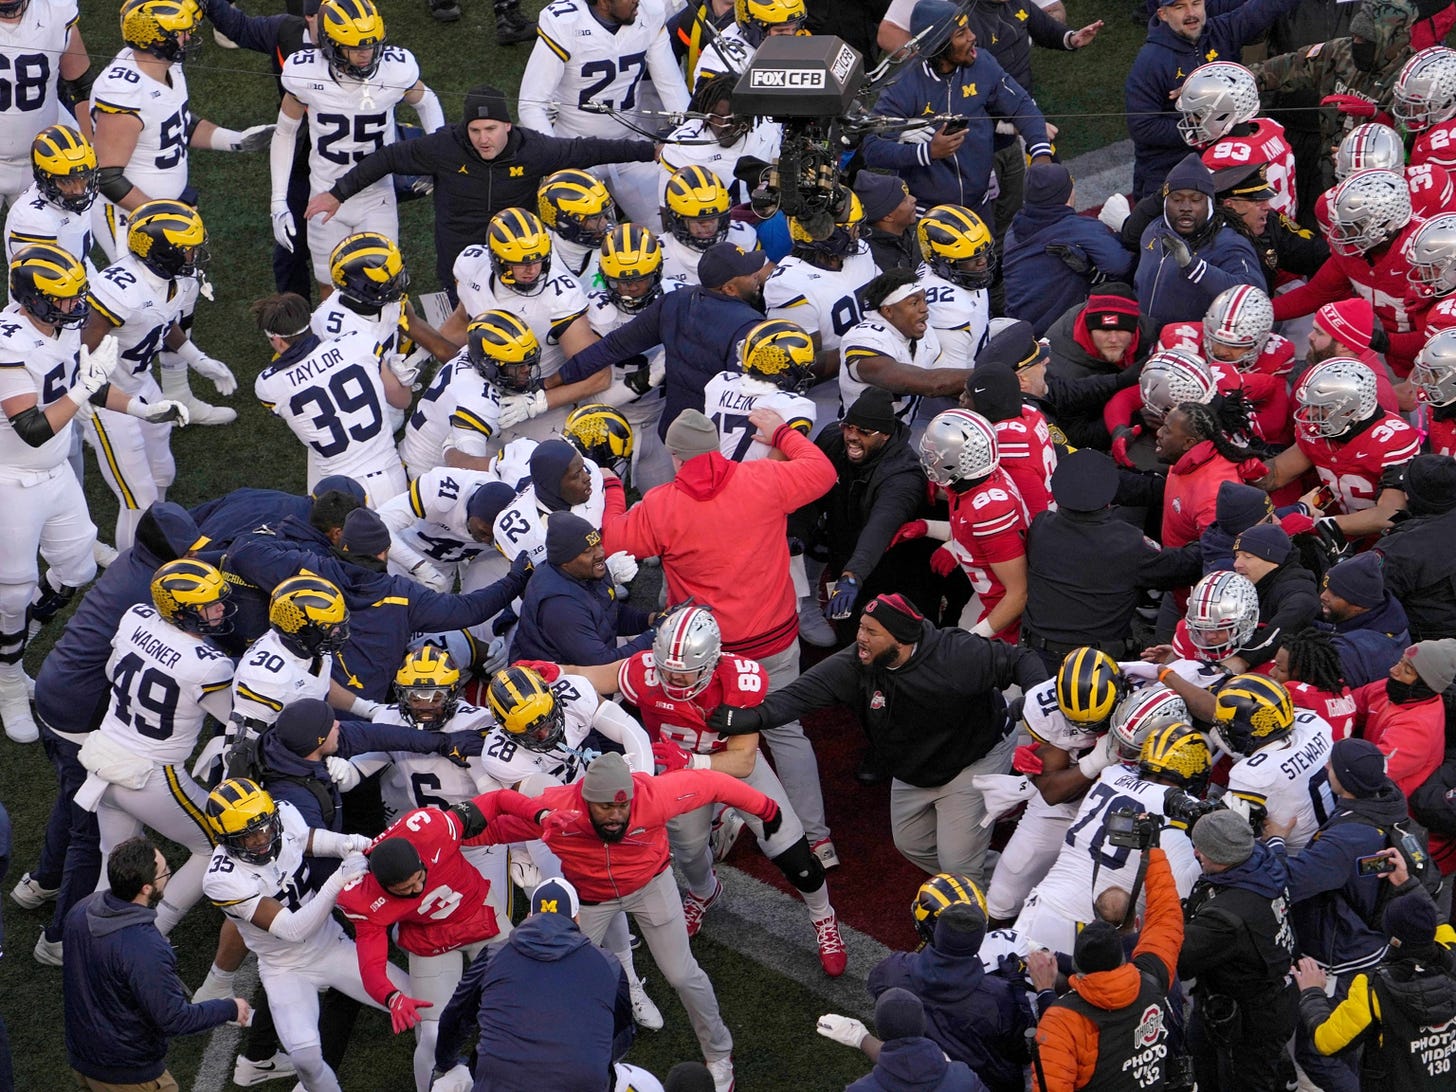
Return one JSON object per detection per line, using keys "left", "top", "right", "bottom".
{"left": 446, "top": 800, "right": 487, "bottom": 839}
{"left": 96, "top": 165, "right": 134, "bottom": 203}
{"left": 8, "top": 405, "right": 55, "bottom": 446}
{"left": 60, "top": 64, "right": 96, "bottom": 104}
{"left": 185, "top": 116, "right": 202, "bottom": 143}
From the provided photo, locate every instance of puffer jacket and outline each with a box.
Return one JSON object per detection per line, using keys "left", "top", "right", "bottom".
{"left": 1004, "top": 203, "right": 1134, "bottom": 336}
{"left": 1135, "top": 213, "right": 1264, "bottom": 331}
{"left": 1352, "top": 680, "right": 1445, "bottom": 798}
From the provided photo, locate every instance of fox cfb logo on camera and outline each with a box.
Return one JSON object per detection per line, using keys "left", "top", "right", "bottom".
{"left": 747, "top": 67, "right": 827, "bottom": 89}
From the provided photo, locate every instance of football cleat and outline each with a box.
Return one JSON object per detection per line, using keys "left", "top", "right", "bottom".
{"left": 682, "top": 876, "right": 724, "bottom": 937}
{"left": 628, "top": 976, "right": 664, "bottom": 1030}
{"left": 813, "top": 913, "right": 847, "bottom": 976}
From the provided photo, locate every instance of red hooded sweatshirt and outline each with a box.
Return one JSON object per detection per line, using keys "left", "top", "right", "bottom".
{"left": 1162, "top": 439, "right": 1266, "bottom": 549}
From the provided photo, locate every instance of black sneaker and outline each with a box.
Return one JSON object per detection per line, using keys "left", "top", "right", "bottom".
{"left": 495, "top": 7, "right": 535, "bottom": 41}
{"left": 429, "top": 0, "right": 462, "bottom": 21}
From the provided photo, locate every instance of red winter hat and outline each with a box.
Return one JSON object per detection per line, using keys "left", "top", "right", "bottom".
{"left": 1314, "top": 298, "right": 1375, "bottom": 350}
{"left": 1082, "top": 289, "right": 1141, "bottom": 334}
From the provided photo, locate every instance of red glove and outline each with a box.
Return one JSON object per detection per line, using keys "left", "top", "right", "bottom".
{"left": 1279, "top": 512, "right": 1316, "bottom": 536}
{"left": 1110, "top": 425, "right": 1141, "bottom": 469}
{"left": 929, "top": 545, "right": 959, "bottom": 578}
{"left": 1012, "top": 744, "right": 1046, "bottom": 776}
{"left": 538, "top": 809, "right": 581, "bottom": 838}
{"left": 387, "top": 991, "right": 433, "bottom": 1034}
{"left": 514, "top": 660, "right": 561, "bottom": 682}
{"left": 889, "top": 520, "right": 928, "bottom": 547}
{"left": 1320, "top": 93, "right": 1377, "bottom": 118}
{"left": 652, "top": 740, "right": 691, "bottom": 773}
{"left": 1239, "top": 459, "right": 1270, "bottom": 484}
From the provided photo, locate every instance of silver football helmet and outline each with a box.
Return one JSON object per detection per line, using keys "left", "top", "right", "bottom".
{"left": 1203, "top": 284, "right": 1273, "bottom": 369}
{"left": 1109, "top": 685, "right": 1189, "bottom": 763}
{"left": 1334, "top": 123, "right": 1405, "bottom": 182}
{"left": 918, "top": 409, "right": 1000, "bottom": 486}
{"left": 652, "top": 605, "right": 722, "bottom": 701}
{"left": 1326, "top": 169, "right": 1412, "bottom": 257}
{"left": 1294, "top": 357, "right": 1379, "bottom": 440}
{"left": 1412, "top": 328, "right": 1456, "bottom": 407}
{"left": 1407, "top": 213, "right": 1456, "bottom": 299}
{"left": 1185, "top": 571, "right": 1260, "bottom": 659}
{"left": 1175, "top": 62, "right": 1262, "bottom": 146}
{"left": 1393, "top": 46, "right": 1456, "bottom": 133}
{"left": 1139, "top": 348, "right": 1217, "bottom": 423}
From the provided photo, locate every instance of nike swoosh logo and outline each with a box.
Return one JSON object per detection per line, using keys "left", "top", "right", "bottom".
{"left": 431, "top": 851, "right": 441, "bottom": 865}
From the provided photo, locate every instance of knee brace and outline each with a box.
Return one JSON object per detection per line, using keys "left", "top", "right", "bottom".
{"left": 0, "top": 627, "right": 25, "bottom": 666}
{"left": 28, "top": 576, "right": 78, "bottom": 632}
{"left": 770, "top": 837, "right": 826, "bottom": 894}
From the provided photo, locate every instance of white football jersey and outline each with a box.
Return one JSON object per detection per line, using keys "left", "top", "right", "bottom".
{"left": 585, "top": 288, "right": 670, "bottom": 407}
{"left": 519, "top": 0, "right": 687, "bottom": 139}
{"left": 693, "top": 23, "right": 753, "bottom": 85}
{"left": 5, "top": 182, "right": 92, "bottom": 271}
{"left": 87, "top": 254, "right": 197, "bottom": 393}
{"left": 1021, "top": 677, "right": 1101, "bottom": 756}
{"left": 0, "top": 0, "right": 78, "bottom": 164}
{"left": 312, "top": 292, "right": 405, "bottom": 363}
{"left": 765, "top": 248, "right": 880, "bottom": 354}
{"left": 475, "top": 674, "right": 603, "bottom": 787}
{"left": 204, "top": 801, "right": 344, "bottom": 969}
{"left": 382, "top": 466, "right": 503, "bottom": 568}
{"left": 551, "top": 232, "right": 602, "bottom": 291}
{"left": 661, "top": 221, "right": 758, "bottom": 288}
{"left": 839, "top": 317, "right": 944, "bottom": 424}
{"left": 492, "top": 462, "right": 607, "bottom": 566}
{"left": 99, "top": 602, "right": 234, "bottom": 766}
{"left": 231, "top": 629, "right": 331, "bottom": 732}
{"left": 280, "top": 45, "right": 419, "bottom": 193}
{"left": 978, "top": 926, "right": 1031, "bottom": 979}
{"left": 492, "top": 436, "right": 539, "bottom": 491}
{"left": 254, "top": 328, "right": 403, "bottom": 488}
{"left": 659, "top": 117, "right": 782, "bottom": 206}
{"left": 399, "top": 352, "right": 503, "bottom": 473}
{"left": 1031, "top": 765, "right": 1201, "bottom": 920}
{"left": 919, "top": 267, "right": 990, "bottom": 367}
{"left": 0, "top": 301, "right": 79, "bottom": 469}
{"left": 377, "top": 703, "right": 497, "bottom": 826}
{"left": 1226, "top": 710, "right": 1335, "bottom": 854}
{"left": 702, "top": 371, "right": 814, "bottom": 461}
{"left": 91, "top": 50, "right": 191, "bottom": 199}
{"left": 452, "top": 247, "right": 589, "bottom": 381}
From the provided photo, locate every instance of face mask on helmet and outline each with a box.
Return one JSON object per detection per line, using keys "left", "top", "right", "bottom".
{"left": 1293, "top": 359, "right": 1379, "bottom": 440}
{"left": 395, "top": 645, "right": 462, "bottom": 730}
{"left": 1412, "top": 329, "right": 1456, "bottom": 407}
{"left": 1184, "top": 572, "right": 1259, "bottom": 659}
{"left": 1211, "top": 675, "right": 1295, "bottom": 755}
{"left": 664, "top": 168, "right": 732, "bottom": 253}
{"left": 538, "top": 170, "right": 617, "bottom": 249}
{"left": 911, "top": 872, "right": 986, "bottom": 946}
{"left": 652, "top": 607, "right": 722, "bottom": 701}
{"left": 1109, "top": 686, "right": 1188, "bottom": 763}
{"left": 32, "top": 126, "right": 97, "bottom": 215}
{"left": 918, "top": 205, "right": 995, "bottom": 291}
{"left": 917, "top": 409, "right": 999, "bottom": 488}
{"left": 1202, "top": 285, "right": 1273, "bottom": 370}
{"left": 9, "top": 244, "right": 89, "bottom": 329}
{"left": 206, "top": 779, "right": 283, "bottom": 866}
{"left": 487, "top": 209, "right": 553, "bottom": 295}
{"left": 318, "top": 0, "right": 386, "bottom": 80}
{"left": 599, "top": 225, "right": 664, "bottom": 314}
{"left": 468, "top": 311, "right": 543, "bottom": 394}
{"left": 1137, "top": 722, "right": 1212, "bottom": 791}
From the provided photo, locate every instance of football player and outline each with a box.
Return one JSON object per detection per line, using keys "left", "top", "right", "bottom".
{"left": 1176, "top": 61, "right": 1298, "bottom": 218}
{"left": 916, "top": 204, "right": 992, "bottom": 368}
{"left": 658, "top": 73, "right": 781, "bottom": 207}
{"left": 695, "top": 0, "right": 807, "bottom": 86}
{"left": 5, "top": 126, "right": 97, "bottom": 272}
{"left": 1213, "top": 674, "right": 1336, "bottom": 853}
{"left": 562, "top": 606, "right": 849, "bottom": 976}
{"left": 1411, "top": 326, "right": 1456, "bottom": 455}
{"left": 376, "top": 467, "right": 514, "bottom": 593}
{"left": 201, "top": 779, "right": 381, "bottom": 1092}
{"left": 253, "top": 290, "right": 410, "bottom": 503}
{"left": 492, "top": 437, "right": 612, "bottom": 569}
{"left": 912, "top": 409, "right": 1031, "bottom": 641}
{"left": 270, "top": 0, "right": 444, "bottom": 296}
{"left": 1255, "top": 357, "right": 1418, "bottom": 536}
{"left": 89, "top": 559, "right": 236, "bottom": 937}
{"left": 660, "top": 165, "right": 758, "bottom": 288}
{"left": 840, "top": 269, "right": 965, "bottom": 424}
{"left": 704, "top": 319, "right": 816, "bottom": 462}
{"left": 1393, "top": 47, "right": 1456, "bottom": 173}
{"left": 0, "top": 0, "right": 95, "bottom": 208}
{"left": 536, "top": 169, "right": 614, "bottom": 286}
{"left": 81, "top": 200, "right": 217, "bottom": 550}
{"left": 563, "top": 402, "right": 635, "bottom": 481}
{"left": 518, "top": 0, "right": 688, "bottom": 225}
{"left": 1165, "top": 569, "right": 1263, "bottom": 667}
{"left": 1332, "top": 123, "right": 1405, "bottom": 183}
{"left": 584, "top": 226, "right": 676, "bottom": 489}
{"left": 443, "top": 209, "right": 610, "bottom": 439}
{"left": 1013, "top": 722, "right": 1207, "bottom": 955}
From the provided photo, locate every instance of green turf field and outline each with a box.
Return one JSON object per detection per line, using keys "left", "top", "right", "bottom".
{"left": 0, "top": 3, "right": 1137, "bottom": 1086}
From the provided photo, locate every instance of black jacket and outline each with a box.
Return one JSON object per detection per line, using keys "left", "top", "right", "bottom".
{"left": 329, "top": 125, "right": 655, "bottom": 285}
{"left": 1044, "top": 304, "right": 1158, "bottom": 449}
{"left": 1376, "top": 507, "right": 1456, "bottom": 641}
{"left": 791, "top": 421, "right": 927, "bottom": 580}
{"left": 966, "top": 0, "right": 1073, "bottom": 95}
{"left": 756, "top": 620, "right": 1048, "bottom": 786}
{"left": 865, "top": 224, "right": 920, "bottom": 274}
{"left": 1179, "top": 841, "right": 1296, "bottom": 1000}
{"left": 1243, "top": 557, "right": 1320, "bottom": 667}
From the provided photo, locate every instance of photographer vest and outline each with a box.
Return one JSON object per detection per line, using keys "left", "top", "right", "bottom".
{"left": 1052, "top": 972, "right": 1173, "bottom": 1091}
{"left": 1360, "top": 962, "right": 1456, "bottom": 1086}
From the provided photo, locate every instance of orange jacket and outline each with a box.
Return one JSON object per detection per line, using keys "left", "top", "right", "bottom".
{"left": 1032, "top": 848, "right": 1184, "bottom": 1092}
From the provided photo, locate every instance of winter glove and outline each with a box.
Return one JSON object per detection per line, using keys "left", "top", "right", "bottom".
{"left": 229, "top": 123, "right": 276, "bottom": 151}
{"left": 336, "top": 850, "right": 370, "bottom": 880}
{"left": 825, "top": 575, "right": 859, "bottom": 620}
{"left": 438, "top": 734, "right": 480, "bottom": 768}
{"left": 270, "top": 199, "right": 296, "bottom": 252}
{"left": 971, "top": 773, "right": 1038, "bottom": 827}
{"left": 1045, "top": 243, "right": 1091, "bottom": 275}
{"left": 1077, "top": 733, "right": 1117, "bottom": 779}
{"left": 408, "top": 559, "right": 450, "bottom": 593}
{"left": 898, "top": 122, "right": 934, "bottom": 145}
{"left": 326, "top": 757, "right": 361, "bottom": 791}
{"left": 929, "top": 545, "right": 959, "bottom": 578}
{"left": 190, "top": 353, "right": 237, "bottom": 396}
{"left": 509, "top": 551, "right": 533, "bottom": 581}
{"left": 1321, "top": 93, "right": 1377, "bottom": 119}
{"left": 1110, "top": 424, "right": 1141, "bottom": 468}
{"left": 652, "top": 740, "right": 691, "bottom": 773}
{"left": 430, "top": 1065, "right": 474, "bottom": 1092}
{"left": 706, "top": 704, "right": 765, "bottom": 735}
{"left": 759, "top": 802, "right": 783, "bottom": 839}
{"left": 1012, "top": 743, "right": 1046, "bottom": 775}
{"left": 1098, "top": 192, "right": 1131, "bottom": 233}
{"left": 1162, "top": 233, "right": 1208, "bottom": 281}
{"left": 499, "top": 390, "right": 548, "bottom": 429}
{"left": 606, "top": 550, "right": 639, "bottom": 585}
{"left": 491, "top": 605, "right": 518, "bottom": 637}
{"left": 349, "top": 696, "right": 384, "bottom": 720}
{"left": 513, "top": 660, "right": 561, "bottom": 682}
{"left": 888, "top": 520, "right": 927, "bottom": 547}
{"left": 386, "top": 991, "right": 433, "bottom": 1034}
{"left": 482, "top": 635, "right": 509, "bottom": 675}
{"left": 125, "top": 398, "right": 190, "bottom": 426}
{"left": 816, "top": 1014, "right": 868, "bottom": 1048}
{"left": 67, "top": 336, "right": 119, "bottom": 408}
{"left": 970, "top": 618, "right": 996, "bottom": 639}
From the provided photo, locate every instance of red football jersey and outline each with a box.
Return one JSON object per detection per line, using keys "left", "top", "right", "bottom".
{"left": 1423, "top": 296, "right": 1456, "bottom": 335}
{"left": 618, "top": 650, "right": 767, "bottom": 755}
{"left": 1409, "top": 118, "right": 1456, "bottom": 171}
{"left": 337, "top": 807, "right": 500, "bottom": 1004}
{"left": 993, "top": 406, "right": 1057, "bottom": 517}
{"left": 945, "top": 468, "right": 1029, "bottom": 640}
{"left": 1204, "top": 118, "right": 1298, "bottom": 218}
{"left": 1295, "top": 412, "right": 1420, "bottom": 513}
{"left": 1287, "top": 680, "right": 1357, "bottom": 741}
{"left": 1155, "top": 321, "right": 1295, "bottom": 444}
{"left": 1423, "top": 409, "right": 1456, "bottom": 457}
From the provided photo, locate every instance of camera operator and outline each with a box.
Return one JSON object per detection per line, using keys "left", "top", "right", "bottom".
{"left": 1293, "top": 847, "right": 1456, "bottom": 1089}
{"left": 1179, "top": 810, "right": 1298, "bottom": 1092}
{"left": 1262, "top": 737, "right": 1413, "bottom": 1092}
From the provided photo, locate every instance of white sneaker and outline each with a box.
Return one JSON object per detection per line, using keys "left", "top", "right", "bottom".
{"left": 34, "top": 933, "right": 62, "bottom": 966}
{"left": 811, "top": 838, "right": 841, "bottom": 870}
{"left": 797, "top": 596, "right": 836, "bottom": 647}
{"left": 628, "top": 976, "right": 663, "bottom": 1030}
{"left": 0, "top": 673, "right": 37, "bottom": 743}
{"left": 11, "top": 872, "right": 60, "bottom": 910}
{"left": 710, "top": 810, "right": 746, "bottom": 862}
{"left": 159, "top": 368, "right": 237, "bottom": 426}
{"left": 706, "top": 1056, "right": 735, "bottom": 1092}
{"left": 232, "top": 1053, "right": 297, "bottom": 1086}
{"left": 93, "top": 540, "right": 119, "bottom": 569}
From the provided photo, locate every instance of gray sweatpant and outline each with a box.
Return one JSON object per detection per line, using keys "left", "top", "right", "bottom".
{"left": 888, "top": 731, "right": 1017, "bottom": 887}
{"left": 579, "top": 868, "right": 732, "bottom": 1063}
{"left": 756, "top": 644, "right": 829, "bottom": 845}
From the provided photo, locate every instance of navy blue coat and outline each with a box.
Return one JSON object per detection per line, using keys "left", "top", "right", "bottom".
{"left": 1125, "top": 0, "right": 1304, "bottom": 198}
{"left": 513, "top": 562, "right": 653, "bottom": 666}
{"left": 1003, "top": 203, "right": 1134, "bottom": 336}
{"left": 557, "top": 287, "right": 763, "bottom": 439}
{"left": 1135, "top": 214, "right": 1263, "bottom": 330}
{"left": 433, "top": 912, "right": 633, "bottom": 1088}
{"left": 63, "top": 892, "right": 236, "bottom": 1083}
{"left": 846, "top": 1038, "right": 988, "bottom": 1091}
{"left": 1316, "top": 594, "right": 1410, "bottom": 688}
{"left": 190, "top": 488, "right": 311, "bottom": 552}
{"left": 36, "top": 503, "right": 202, "bottom": 735}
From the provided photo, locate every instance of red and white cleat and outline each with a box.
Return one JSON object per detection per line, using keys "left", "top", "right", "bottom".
{"left": 682, "top": 876, "right": 724, "bottom": 938}
{"left": 814, "top": 912, "right": 848, "bottom": 977}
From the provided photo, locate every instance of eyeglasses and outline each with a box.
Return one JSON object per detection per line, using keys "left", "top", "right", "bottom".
{"left": 154, "top": 868, "right": 172, "bottom": 884}
{"left": 840, "top": 423, "right": 883, "bottom": 437}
